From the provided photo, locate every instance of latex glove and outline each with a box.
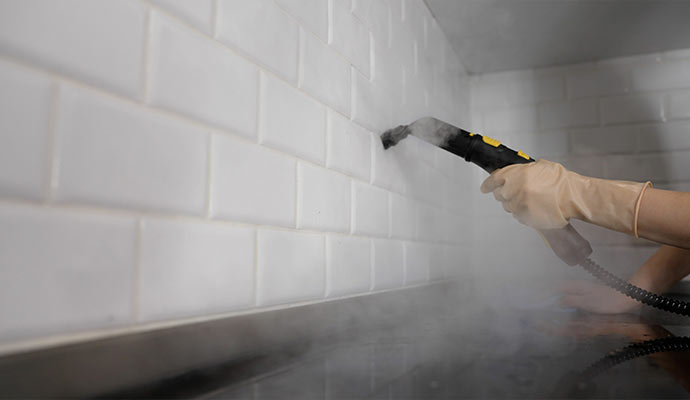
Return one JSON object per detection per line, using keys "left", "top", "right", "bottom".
{"left": 480, "top": 159, "right": 651, "bottom": 234}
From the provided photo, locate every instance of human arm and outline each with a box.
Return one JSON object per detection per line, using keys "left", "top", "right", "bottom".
{"left": 561, "top": 245, "right": 690, "bottom": 314}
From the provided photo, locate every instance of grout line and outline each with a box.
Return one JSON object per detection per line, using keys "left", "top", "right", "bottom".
{"left": 0, "top": 195, "right": 473, "bottom": 246}
{"left": 44, "top": 83, "right": 61, "bottom": 204}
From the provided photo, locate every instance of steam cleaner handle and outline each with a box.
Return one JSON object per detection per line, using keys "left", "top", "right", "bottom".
{"left": 442, "top": 130, "right": 593, "bottom": 266}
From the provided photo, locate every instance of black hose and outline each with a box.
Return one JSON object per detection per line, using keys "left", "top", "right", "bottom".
{"left": 580, "top": 258, "right": 690, "bottom": 316}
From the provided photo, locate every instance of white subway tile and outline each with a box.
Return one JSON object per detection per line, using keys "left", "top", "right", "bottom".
{"left": 257, "top": 229, "right": 325, "bottom": 306}
{"left": 329, "top": 0, "right": 371, "bottom": 76}
{"left": 371, "top": 136, "right": 406, "bottom": 193}
{"left": 483, "top": 105, "right": 538, "bottom": 134}
{"left": 372, "top": 239, "right": 404, "bottom": 290}
{"left": 600, "top": 93, "right": 664, "bottom": 125}
{"left": 55, "top": 85, "right": 208, "bottom": 214}
{"left": 404, "top": 242, "right": 429, "bottom": 284}
{"left": 299, "top": 28, "right": 351, "bottom": 116}
{"left": 604, "top": 154, "right": 667, "bottom": 182}
{"left": 210, "top": 134, "right": 296, "bottom": 227}
{"left": 0, "top": 205, "right": 135, "bottom": 341}
{"left": 352, "top": 181, "right": 389, "bottom": 236}
{"left": 632, "top": 60, "right": 690, "bottom": 92}
{"left": 445, "top": 246, "right": 469, "bottom": 279}
{"left": 0, "top": 0, "right": 145, "bottom": 98}
{"left": 390, "top": 193, "right": 416, "bottom": 239}
{"left": 352, "top": 68, "right": 393, "bottom": 132}
{"left": 636, "top": 121, "right": 690, "bottom": 153}
{"left": 539, "top": 99, "right": 598, "bottom": 130}
{"left": 259, "top": 72, "right": 326, "bottom": 164}
{"left": 277, "top": 0, "right": 328, "bottom": 41}
{"left": 598, "top": 53, "right": 661, "bottom": 67}
{"left": 326, "top": 236, "right": 371, "bottom": 297}
{"left": 352, "top": 0, "right": 373, "bottom": 25}
{"left": 662, "top": 48, "right": 690, "bottom": 61}
{"left": 560, "top": 155, "right": 605, "bottom": 179}
{"left": 519, "top": 130, "right": 569, "bottom": 158}
{"left": 327, "top": 110, "right": 372, "bottom": 181}
{"left": 151, "top": 0, "right": 214, "bottom": 34}
{"left": 298, "top": 163, "right": 351, "bottom": 232}
{"left": 474, "top": 74, "right": 564, "bottom": 108}
{"left": 0, "top": 59, "right": 52, "bottom": 200}
{"left": 569, "top": 126, "right": 637, "bottom": 155}
{"left": 566, "top": 67, "right": 629, "bottom": 98}
{"left": 416, "top": 203, "right": 442, "bottom": 241}
{"left": 148, "top": 12, "right": 258, "bottom": 137}
{"left": 216, "top": 0, "right": 299, "bottom": 83}
{"left": 139, "top": 219, "right": 254, "bottom": 322}
{"left": 668, "top": 90, "right": 690, "bottom": 120}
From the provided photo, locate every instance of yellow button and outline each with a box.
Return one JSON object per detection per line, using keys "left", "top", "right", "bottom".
{"left": 517, "top": 150, "right": 530, "bottom": 160}
{"left": 469, "top": 132, "right": 475, "bottom": 136}
{"left": 482, "top": 136, "right": 501, "bottom": 147}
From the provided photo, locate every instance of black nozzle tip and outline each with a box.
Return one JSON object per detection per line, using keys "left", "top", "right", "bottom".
{"left": 380, "top": 125, "right": 410, "bottom": 150}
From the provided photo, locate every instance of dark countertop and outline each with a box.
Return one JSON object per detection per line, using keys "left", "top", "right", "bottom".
{"left": 188, "top": 307, "right": 690, "bottom": 399}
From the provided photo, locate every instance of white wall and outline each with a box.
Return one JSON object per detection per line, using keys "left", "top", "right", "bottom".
{"left": 0, "top": 0, "right": 472, "bottom": 353}
{"left": 469, "top": 49, "right": 690, "bottom": 298}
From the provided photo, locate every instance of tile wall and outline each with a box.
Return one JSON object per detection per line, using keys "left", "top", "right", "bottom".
{"left": 0, "top": 0, "right": 472, "bottom": 352}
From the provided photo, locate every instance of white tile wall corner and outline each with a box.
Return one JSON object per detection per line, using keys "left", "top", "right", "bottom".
{"left": 0, "top": 0, "right": 145, "bottom": 98}
{"left": 299, "top": 28, "right": 351, "bottom": 116}
{"left": 211, "top": 134, "right": 296, "bottom": 227}
{"left": 372, "top": 239, "right": 404, "bottom": 290}
{"left": 259, "top": 72, "right": 326, "bottom": 164}
{"left": 54, "top": 84, "right": 209, "bottom": 214}
{"left": 0, "top": 0, "right": 472, "bottom": 350}
{"left": 148, "top": 11, "right": 258, "bottom": 137}
{"left": 257, "top": 229, "right": 325, "bottom": 306}
{"left": 216, "top": 0, "right": 299, "bottom": 83}
{"left": 326, "top": 235, "right": 371, "bottom": 297}
{"left": 0, "top": 59, "right": 53, "bottom": 200}
{"left": 298, "top": 162, "right": 351, "bottom": 233}
{"left": 276, "top": 0, "right": 329, "bottom": 42}
{"left": 139, "top": 218, "right": 254, "bottom": 322}
{"left": 150, "top": 0, "right": 215, "bottom": 35}
{"left": 600, "top": 93, "right": 664, "bottom": 125}
{"left": 326, "top": 109, "right": 372, "bottom": 181}
{"left": 352, "top": 182, "right": 389, "bottom": 237}
{"left": 329, "top": 0, "right": 371, "bottom": 77}
{"left": 0, "top": 204, "right": 136, "bottom": 342}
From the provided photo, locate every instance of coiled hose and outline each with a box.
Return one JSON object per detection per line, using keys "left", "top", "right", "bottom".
{"left": 580, "top": 258, "right": 690, "bottom": 316}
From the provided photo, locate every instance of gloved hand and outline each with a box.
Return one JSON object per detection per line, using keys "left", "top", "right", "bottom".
{"left": 480, "top": 159, "right": 651, "bottom": 235}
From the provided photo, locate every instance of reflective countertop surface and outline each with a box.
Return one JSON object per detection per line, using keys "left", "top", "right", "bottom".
{"left": 162, "top": 306, "right": 690, "bottom": 399}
